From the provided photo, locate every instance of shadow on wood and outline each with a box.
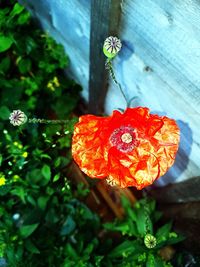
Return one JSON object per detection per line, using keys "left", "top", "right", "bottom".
{"left": 150, "top": 177, "right": 200, "bottom": 255}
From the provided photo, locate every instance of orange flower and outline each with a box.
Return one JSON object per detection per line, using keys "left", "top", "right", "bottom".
{"left": 72, "top": 107, "right": 180, "bottom": 189}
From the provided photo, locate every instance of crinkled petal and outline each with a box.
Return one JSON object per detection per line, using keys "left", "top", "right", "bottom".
{"left": 106, "top": 111, "right": 179, "bottom": 189}
{"left": 131, "top": 143, "right": 161, "bottom": 189}
{"left": 71, "top": 107, "right": 180, "bottom": 189}
{"left": 72, "top": 115, "right": 109, "bottom": 178}
{"left": 107, "top": 141, "right": 160, "bottom": 189}
{"left": 107, "top": 147, "right": 138, "bottom": 188}
{"left": 152, "top": 116, "right": 180, "bottom": 176}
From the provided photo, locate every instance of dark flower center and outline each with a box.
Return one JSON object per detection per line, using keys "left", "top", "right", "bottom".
{"left": 109, "top": 126, "right": 138, "bottom": 153}
{"left": 13, "top": 114, "right": 19, "bottom": 120}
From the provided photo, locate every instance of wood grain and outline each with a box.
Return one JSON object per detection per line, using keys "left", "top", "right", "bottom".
{"left": 89, "top": 0, "right": 122, "bottom": 114}
{"left": 105, "top": 0, "right": 200, "bottom": 184}
{"left": 24, "top": 0, "right": 200, "bottom": 184}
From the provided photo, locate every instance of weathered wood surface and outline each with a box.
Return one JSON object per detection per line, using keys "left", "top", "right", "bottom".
{"left": 106, "top": 0, "right": 200, "bottom": 185}
{"left": 89, "top": 0, "right": 121, "bottom": 114}
{"left": 150, "top": 176, "right": 200, "bottom": 203}
{"left": 23, "top": 0, "right": 200, "bottom": 185}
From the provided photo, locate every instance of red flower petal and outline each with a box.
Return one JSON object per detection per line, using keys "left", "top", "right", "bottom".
{"left": 72, "top": 107, "right": 180, "bottom": 189}
{"left": 72, "top": 115, "right": 109, "bottom": 178}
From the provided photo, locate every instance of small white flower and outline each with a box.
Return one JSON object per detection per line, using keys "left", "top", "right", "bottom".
{"left": 103, "top": 36, "right": 122, "bottom": 58}
{"left": 9, "top": 110, "right": 27, "bottom": 126}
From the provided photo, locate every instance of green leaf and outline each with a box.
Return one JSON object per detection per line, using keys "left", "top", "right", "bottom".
{"left": 24, "top": 36, "right": 37, "bottom": 54}
{"left": 65, "top": 243, "right": 78, "bottom": 259}
{"left": 0, "top": 154, "right": 2, "bottom": 166}
{"left": 151, "top": 255, "right": 166, "bottom": 267}
{"left": 17, "top": 12, "right": 31, "bottom": 25}
{"left": 20, "top": 223, "right": 39, "bottom": 238}
{"left": 166, "top": 234, "right": 185, "bottom": 246}
{"left": 156, "top": 222, "right": 172, "bottom": 240}
{"left": 0, "top": 57, "right": 11, "bottom": 73}
{"left": 53, "top": 173, "right": 60, "bottom": 182}
{"left": 0, "top": 184, "right": 11, "bottom": 196}
{"left": 41, "top": 164, "right": 51, "bottom": 183}
{"left": 146, "top": 253, "right": 155, "bottom": 267}
{"left": 121, "top": 195, "right": 132, "bottom": 210}
{"left": 148, "top": 199, "right": 156, "bottom": 213}
{"left": 127, "top": 208, "right": 137, "bottom": 222}
{"left": 127, "top": 218, "right": 138, "bottom": 237}
{"left": 0, "top": 36, "right": 13, "bottom": 53}
{"left": 11, "top": 187, "right": 26, "bottom": 203}
{"left": 60, "top": 216, "right": 76, "bottom": 236}
{"left": 108, "top": 240, "right": 145, "bottom": 259}
{"left": 83, "top": 239, "right": 98, "bottom": 256}
{"left": 0, "top": 106, "right": 10, "bottom": 120}
{"left": 18, "top": 58, "right": 32, "bottom": 74}
{"left": 94, "top": 256, "right": 104, "bottom": 267}
{"left": 10, "top": 3, "right": 24, "bottom": 17}
{"left": 121, "top": 196, "right": 137, "bottom": 222}
{"left": 37, "top": 196, "right": 49, "bottom": 210}
{"left": 76, "top": 183, "right": 89, "bottom": 197}
{"left": 104, "top": 221, "right": 130, "bottom": 236}
{"left": 26, "top": 169, "right": 43, "bottom": 184}
{"left": 41, "top": 153, "right": 52, "bottom": 160}
{"left": 135, "top": 208, "right": 148, "bottom": 237}
{"left": 25, "top": 239, "right": 40, "bottom": 254}
{"left": 27, "top": 195, "right": 37, "bottom": 206}
{"left": 54, "top": 156, "right": 69, "bottom": 168}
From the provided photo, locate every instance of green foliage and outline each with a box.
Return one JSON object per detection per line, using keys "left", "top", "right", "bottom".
{"left": 0, "top": 35, "right": 13, "bottom": 52}
{"left": 0, "top": 1, "right": 84, "bottom": 266}
{"left": 0, "top": 0, "right": 80, "bottom": 119}
{"left": 0, "top": 1, "right": 184, "bottom": 267}
{"left": 103, "top": 196, "right": 184, "bottom": 266}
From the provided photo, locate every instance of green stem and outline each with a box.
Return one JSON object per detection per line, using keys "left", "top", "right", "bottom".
{"left": 106, "top": 59, "right": 129, "bottom": 108}
{"left": 142, "top": 189, "right": 151, "bottom": 235}
{"left": 28, "top": 118, "right": 69, "bottom": 124}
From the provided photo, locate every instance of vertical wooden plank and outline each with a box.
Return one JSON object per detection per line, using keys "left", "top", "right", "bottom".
{"left": 89, "top": 0, "right": 121, "bottom": 114}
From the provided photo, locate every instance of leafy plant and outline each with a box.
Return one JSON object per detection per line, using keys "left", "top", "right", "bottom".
{"left": 103, "top": 196, "right": 184, "bottom": 267}
{"left": 0, "top": 1, "right": 82, "bottom": 265}
{"left": 0, "top": 0, "right": 80, "bottom": 122}
{"left": 0, "top": 1, "right": 185, "bottom": 267}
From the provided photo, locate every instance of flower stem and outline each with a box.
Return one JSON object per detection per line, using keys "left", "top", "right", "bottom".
{"left": 28, "top": 118, "right": 69, "bottom": 124}
{"left": 142, "top": 189, "right": 151, "bottom": 235}
{"left": 106, "top": 59, "right": 129, "bottom": 108}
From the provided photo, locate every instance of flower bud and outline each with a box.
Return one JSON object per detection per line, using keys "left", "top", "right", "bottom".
{"left": 103, "top": 36, "right": 122, "bottom": 59}
{"left": 9, "top": 110, "right": 27, "bottom": 126}
{"left": 144, "top": 234, "right": 157, "bottom": 249}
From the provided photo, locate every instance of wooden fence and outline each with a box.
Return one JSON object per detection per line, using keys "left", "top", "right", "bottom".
{"left": 25, "top": 0, "right": 200, "bottom": 195}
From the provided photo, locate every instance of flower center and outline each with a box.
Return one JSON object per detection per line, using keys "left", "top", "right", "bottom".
{"left": 109, "top": 126, "right": 138, "bottom": 153}
{"left": 121, "top": 133, "right": 132, "bottom": 144}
